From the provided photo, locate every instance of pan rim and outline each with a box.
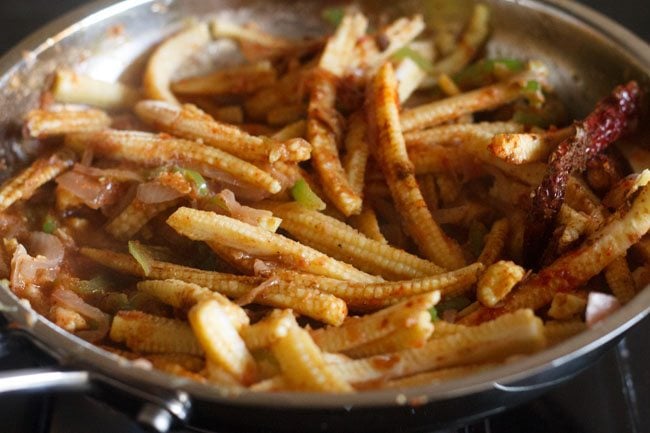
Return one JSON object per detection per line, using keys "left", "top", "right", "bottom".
{"left": 0, "top": 0, "right": 649, "bottom": 410}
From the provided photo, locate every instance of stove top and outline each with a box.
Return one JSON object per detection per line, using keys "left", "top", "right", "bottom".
{"left": 0, "top": 1, "right": 648, "bottom": 432}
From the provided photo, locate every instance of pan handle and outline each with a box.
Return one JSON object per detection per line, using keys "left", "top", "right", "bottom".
{"left": 0, "top": 367, "right": 91, "bottom": 393}
{"left": 0, "top": 366, "right": 190, "bottom": 432}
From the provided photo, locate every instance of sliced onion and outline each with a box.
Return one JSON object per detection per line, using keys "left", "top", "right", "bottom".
{"left": 586, "top": 292, "right": 621, "bottom": 327}
{"left": 216, "top": 189, "right": 276, "bottom": 227}
{"left": 51, "top": 288, "right": 110, "bottom": 342}
{"left": 27, "top": 232, "right": 64, "bottom": 267}
{"left": 56, "top": 170, "right": 121, "bottom": 210}
{"left": 199, "top": 165, "right": 270, "bottom": 202}
{"left": 73, "top": 163, "right": 144, "bottom": 183}
{"left": 10, "top": 233, "right": 64, "bottom": 290}
{"left": 235, "top": 276, "right": 279, "bottom": 306}
{"left": 136, "top": 181, "right": 185, "bottom": 204}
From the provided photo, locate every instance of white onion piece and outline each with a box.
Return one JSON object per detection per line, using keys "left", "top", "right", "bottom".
{"left": 27, "top": 232, "right": 64, "bottom": 267}
{"left": 217, "top": 189, "right": 274, "bottom": 226}
{"left": 74, "top": 163, "right": 144, "bottom": 183}
{"left": 51, "top": 288, "right": 110, "bottom": 343}
{"left": 56, "top": 170, "right": 119, "bottom": 210}
{"left": 10, "top": 233, "right": 64, "bottom": 290}
{"left": 235, "top": 276, "right": 279, "bottom": 306}
{"left": 586, "top": 292, "right": 621, "bottom": 327}
{"left": 200, "top": 166, "right": 270, "bottom": 202}
{"left": 136, "top": 181, "right": 185, "bottom": 204}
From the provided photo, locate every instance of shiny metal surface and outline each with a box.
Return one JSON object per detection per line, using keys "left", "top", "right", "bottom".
{"left": 0, "top": 0, "right": 648, "bottom": 429}
{"left": 0, "top": 368, "right": 90, "bottom": 394}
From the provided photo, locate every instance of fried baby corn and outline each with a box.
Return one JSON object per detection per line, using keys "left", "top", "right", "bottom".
{"left": 64, "top": 130, "right": 281, "bottom": 194}
{"left": 24, "top": 108, "right": 111, "bottom": 138}
{"left": 0, "top": 152, "right": 73, "bottom": 212}
{"left": 463, "top": 184, "right": 650, "bottom": 324}
{"left": 134, "top": 101, "right": 310, "bottom": 163}
{"left": 367, "top": 62, "right": 465, "bottom": 269}
{"left": 167, "top": 207, "right": 379, "bottom": 283}
{"left": 400, "top": 62, "right": 548, "bottom": 131}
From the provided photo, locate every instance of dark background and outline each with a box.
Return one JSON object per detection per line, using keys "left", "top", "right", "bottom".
{"left": 0, "top": 0, "right": 648, "bottom": 54}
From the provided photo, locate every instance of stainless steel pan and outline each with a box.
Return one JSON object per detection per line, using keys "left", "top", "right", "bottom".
{"left": 0, "top": 1, "right": 648, "bottom": 432}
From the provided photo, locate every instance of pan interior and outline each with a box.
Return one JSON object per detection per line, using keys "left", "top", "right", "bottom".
{"left": 0, "top": 0, "right": 648, "bottom": 409}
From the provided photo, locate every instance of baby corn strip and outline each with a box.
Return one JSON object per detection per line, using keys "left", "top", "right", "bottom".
{"left": 405, "top": 122, "right": 544, "bottom": 186}
{"left": 333, "top": 309, "right": 545, "bottom": 384}
{"left": 110, "top": 310, "right": 203, "bottom": 355}
{"left": 24, "top": 108, "right": 111, "bottom": 138}
{"left": 408, "top": 144, "right": 474, "bottom": 176}
{"left": 52, "top": 69, "right": 140, "bottom": 110}
{"left": 400, "top": 62, "right": 548, "bottom": 131}
{"left": 210, "top": 20, "right": 295, "bottom": 51}
{"left": 80, "top": 247, "right": 261, "bottom": 294}
{"left": 604, "top": 170, "right": 650, "bottom": 210}
{"left": 245, "top": 66, "right": 308, "bottom": 120}
{"left": 148, "top": 359, "right": 207, "bottom": 383}
{"left": 395, "top": 58, "right": 428, "bottom": 103}
{"left": 306, "top": 12, "right": 368, "bottom": 216}
{"left": 462, "top": 184, "right": 650, "bottom": 324}
{"left": 405, "top": 122, "right": 524, "bottom": 147}
{"left": 80, "top": 247, "right": 346, "bottom": 324}
{"left": 383, "top": 364, "right": 496, "bottom": 389}
{"left": 263, "top": 202, "right": 443, "bottom": 279}
{"left": 310, "top": 292, "right": 439, "bottom": 353}
{"left": 633, "top": 236, "right": 650, "bottom": 262}
{"left": 0, "top": 152, "right": 73, "bottom": 212}
{"left": 64, "top": 130, "right": 281, "bottom": 194}
{"left": 429, "top": 4, "right": 489, "bottom": 75}
{"left": 272, "top": 120, "right": 307, "bottom": 141}
{"left": 213, "top": 105, "right": 244, "bottom": 124}
{"left": 250, "top": 282, "right": 348, "bottom": 326}
{"left": 145, "top": 353, "right": 205, "bottom": 373}
{"left": 189, "top": 299, "right": 257, "bottom": 384}
{"left": 477, "top": 261, "right": 526, "bottom": 307}
{"left": 344, "top": 311, "right": 434, "bottom": 358}
{"left": 547, "top": 293, "right": 587, "bottom": 320}
{"left": 438, "top": 74, "right": 462, "bottom": 97}
{"left": 557, "top": 205, "right": 592, "bottom": 251}
{"left": 433, "top": 202, "right": 490, "bottom": 226}
{"left": 240, "top": 309, "right": 295, "bottom": 350}
{"left": 489, "top": 127, "right": 573, "bottom": 164}
{"left": 134, "top": 101, "right": 310, "bottom": 164}
{"left": 604, "top": 255, "right": 636, "bottom": 305}
{"left": 357, "top": 15, "right": 426, "bottom": 73}
{"left": 308, "top": 70, "right": 362, "bottom": 216}
{"left": 171, "top": 61, "right": 276, "bottom": 96}
{"left": 249, "top": 375, "right": 291, "bottom": 392}
{"left": 342, "top": 112, "right": 369, "bottom": 197}
{"left": 430, "top": 321, "right": 468, "bottom": 339}
{"left": 368, "top": 62, "right": 465, "bottom": 269}
{"left": 275, "top": 263, "right": 482, "bottom": 310}
{"left": 105, "top": 198, "right": 179, "bottom": 241}
{"left": 167, "top": 207, "right": 379, "bottom": 283}
{"left": 272, "top": 321, "right": 353, "bottom": 392}
{"left": 565, "top": 176, "right": 607, "bottom": 224}
{"left": 477, "top": 218, "right": 509, "bottom": 266}
{"left": 137, "top": 279, "right": 249, "bottom": 329}
{"left": 144, "top": 23, "right": 211, "bottom": 104}
{"left": 204, "top": 362, "right": 244, "bottom": 388}
{"left": 544, "top": 320, "right": 586, "bottom": 346}
{"left": 632, "top": 264, "right": 650, "bottom": 288}
{"left": 267, "top": 104, "right": 305, "bottom": 126}
{"left": 320, "top": 12, "right": 368, "bottom": 77}
{"left": 349, "top": 205, "right": 388, "bottom": 244}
